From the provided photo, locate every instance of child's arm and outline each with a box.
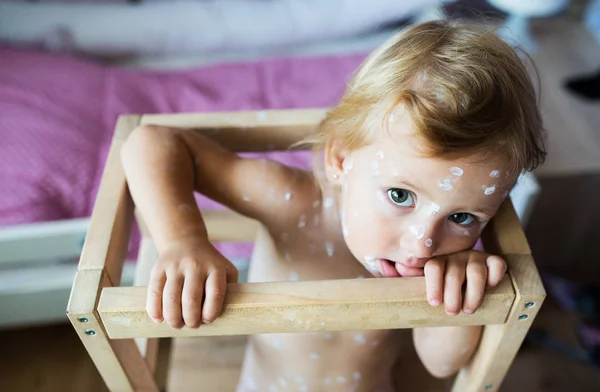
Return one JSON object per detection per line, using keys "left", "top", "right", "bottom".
{"left": 412, "top": 250, "right": 506, "bottom": 378}
{"left": 121, "top": 124, "right": 312, "bottom": 328}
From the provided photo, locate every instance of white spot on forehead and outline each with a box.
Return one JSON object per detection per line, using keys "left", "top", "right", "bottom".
{"left": 323, "top": 197, "right": 334, "bottom": 209}
{"left": 325, "top": 241, "right": 335, "bottom": 257}
{"left": 425, "top": 238, "right": 433, "bottom": 247}
{"left": 298, "top": 215, "right": 307, "bottom": 228}
{"left": 376, "top": 150, "right": 385, "bottom": 160}
{"left": 388, "top": 112, "right": 395, "bottom": 123}
{"left": 490, "top": 170, "right": 500, "bottom": 178}
{"left": 256, "top": 111, "right": 268, "bottom": 122}
{"left": 410, "top": 225, "right": 426, "bottom": 239}
{"left": 353, "top": 333, "right": 366, "bottom": 344}
{"left": 289, "top": 271, "right": 299, "bottom": 281}
{"left": 284, "top": 192, "right": 292, "bottom": 201}
{"left": 483, "top": 184, "right": 497, "bottom": 195}
{"left": 428, "top": 202, "right": 440, "bottom": 216}
{"left": 451, "top": 167, "right": 464, "bottom": 176}
{"left": 437, "top": 176, "right": 455, "bottom": 191}
{"left": 309, "top": 352, "right": 320, "bottom": 360}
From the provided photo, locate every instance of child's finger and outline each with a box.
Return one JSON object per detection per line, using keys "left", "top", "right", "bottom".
{"left": 486, "top": 255, "right": 507, "bottom": 287}
{"left": 226, "top": 261, "right": 239, "bottom": 284}
{"left": 162, "top": 272, "right": 185, "bottom": 329}
{"left": 181, "top": 269, "right": 205, "bottom": 329}
{"left": 443, "top": 262, "right": 466, "bottom": 316}
{"left": 424, "top": 258, "right": 445, "bottom": 306}
{"left": 202, "top": 269, "right": 228, "bottom": 324}
{"left": 147, "top": 269, "right": 166, "bottom": 322}
{"left": 462, "top": 261, "right": 487, "bottom": 314}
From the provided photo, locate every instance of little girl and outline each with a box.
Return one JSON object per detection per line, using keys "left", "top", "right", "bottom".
{"left": 122, "top": 20, "right": 546, "bottom": 392}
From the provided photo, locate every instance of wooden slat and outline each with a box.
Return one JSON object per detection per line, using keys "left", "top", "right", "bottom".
{"left": 451, "top": 254, "right": 546, "bottom": 392}
{"left": 140, "top": 108, "right": 326, "bottom": 152}
{"left": 481, "top": 199, "right": 532, "bottom": 255}
{"left": 66, "top": 270, "right": 158, "bottom": 392}
{"left": 97, "top": 275, "right": 515, "bottom": 339}
{"left": 133, "top": 238, "right": 160, "bottom": 373}
{"left": 78, "top": 115, "right": 139, "bottom": 286}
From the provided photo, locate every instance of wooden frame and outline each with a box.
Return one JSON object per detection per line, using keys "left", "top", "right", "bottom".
{"left": 67, "top": 110, "right": 546, "bottom": 392}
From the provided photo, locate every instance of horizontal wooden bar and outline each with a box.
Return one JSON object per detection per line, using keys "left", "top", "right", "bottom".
{"left": 98, "top": 274, "right": 515, "bottom": 339}
{"left": 140, "top": 108, "right": 327, "bottom": 152}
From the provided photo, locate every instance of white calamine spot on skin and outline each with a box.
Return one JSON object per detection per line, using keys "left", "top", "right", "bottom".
{"left": 438, "top": 176, "right": 455, "bottom": 191}
{"left": 289, "top": 271, "right": 299, "bottom": 281}
{"left": 313, "top": 200, "right": 321, "bottom": 208}
{"left": 178, "top": 204, "right": 193, "bottom": 213}
{"left": 463, "top": 230, "right": 470, "bottom": 237}
{"left": 294, "top": 376, "right": 305, "bottom": 383}
{"left": 242, "top": 195, "right": 251, "bottom": 201}
{"left": 483, "top": 184, "right": 497, "bottom": 195}
{"left": 277, "top": 377, "right": 287, "bottom": 387}
{"left": 451, "top": 167, "right": 464, "bottom": 176}
{"left": 354, "top": 333, "right": 366, "bottom": 344}
{"left": 353, "top": 372, "right": 361, "bottom": 382}
{"left": 245, "top": 377, "right": 257, "bottom": 390}
{"left": 388, "top": 112, "right": 395, "bottom": 123}
{"left": 410, "top": 225, "right": 425, "bottom": 239}
{"left": 490, "top": 170, "right": 500, "bottom": 178}
{"left": 309, "top": 353, "right": 320, "bottom": 360}
{"left": 425, "top": 238, "right": 433, "bottom": 247}
{"left": 325, "top": 241, "right": 335, "bottom": 257}
{"left": 284, "top": 192, "right": 292, "bottom": 201}
{"left": 256, "top": 111, "right": 267, "bottom": 122}
{"left": 298, "top": 215, "right": 307, "bottom": 228}
{"left": 428, "top": 202, "right": 440, "bottom": 216}
{"left": 343, "top": 224, "right": 350, "bottom": 238}
{"left": 343, "top": 158, "right": 355, "bottom": 174}
{"left": 376, "top": 150, "right": 385, "bottom": 160}
{"left": 336, "top": 376, "right": 347, "bottom": 383}
{"left": 323, "top": 197, "right": 334, "bottom": 209}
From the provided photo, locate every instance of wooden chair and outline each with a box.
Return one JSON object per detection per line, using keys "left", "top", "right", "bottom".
{"left": 66, "top": 109, "right": 546, "bottom": 392}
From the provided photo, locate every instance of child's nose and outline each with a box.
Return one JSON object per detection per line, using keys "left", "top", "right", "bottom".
{"left": 399, "top": 222, "right": 439, "bottom": 259}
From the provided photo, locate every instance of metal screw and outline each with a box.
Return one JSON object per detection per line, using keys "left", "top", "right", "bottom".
{"left": 519, "top": 314, "right": 528, "bottom": 320}
{"left": 485, "top": 384, "right": 493, "bottom": 390}
{"left": 525, "top": 301, "right": 535, "bottom": 308}
{"left": 78, "top": 317, "right": 89, "bottom": 323}
{"left": 85, "top": 329, "right": 96, "bottom": 336}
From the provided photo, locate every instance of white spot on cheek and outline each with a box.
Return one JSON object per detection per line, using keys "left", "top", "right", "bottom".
{"left": 483, "top": 185, "right": 497, "bottom": 195}
{"left": 428, "top": 202, "right": 440, "bottom": 216}
{"left": 410, "top": 225, "right": 425, "bottom": 239}
{"left": 438, "top": 176, "right": 455, "bottom": 191}
{"left": 323, "top": 197, "right": 334, "bottom": 209}
{"left": 490, "top": 170, "right": 500, "bottom": 178}
{"left": 284, "top": 192, "right": 292, "bottom": 201}
{"left": 325, "top": 241, "right": 335, "bottom": 257}
{"left": 298, "top": 215, "right": 307, "bottom": 228}
{"left": 425, "top": 238, "right": 433, "bottom": 247}
{"left": 451, "top": 167, "right": 464, "bottom": 176}
{"left": 463, "top": 230, "right": 470, "bottom": 237}
{"left": 289, "top": 271, "right": 299, "bottom": 281}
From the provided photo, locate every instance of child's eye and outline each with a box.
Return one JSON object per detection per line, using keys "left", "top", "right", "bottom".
{"left": 449, "top": 213, "right": 476, "bottom": 226}
{"left": 386, "top": 188, "right": 414, "bottom": 207}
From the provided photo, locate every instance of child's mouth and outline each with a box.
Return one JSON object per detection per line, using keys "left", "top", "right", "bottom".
{"left": 378, "top": 259, "right": 424, "bottom": 278}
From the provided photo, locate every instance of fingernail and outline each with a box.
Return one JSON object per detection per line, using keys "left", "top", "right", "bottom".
{"left": 463, "top": 308, "right": 473, "bottom": 315}
{"left": 202, "top": 319, "right": 212, "bottom": 324}
{"left": 429, "top": 299, "right": 440, "bottom": 306}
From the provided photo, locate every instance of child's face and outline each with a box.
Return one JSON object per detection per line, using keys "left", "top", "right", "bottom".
{"left": 326, "top": 112, "right": 514, "bottom": 278}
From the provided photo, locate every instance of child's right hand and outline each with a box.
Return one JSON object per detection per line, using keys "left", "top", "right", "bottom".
{"left": 147, "top": 238, "right": 238, "bottom": 329}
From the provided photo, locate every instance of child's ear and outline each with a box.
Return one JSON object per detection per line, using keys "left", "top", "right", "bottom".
{"left": 324, "top": 138, "right": 348, "bottom": 185}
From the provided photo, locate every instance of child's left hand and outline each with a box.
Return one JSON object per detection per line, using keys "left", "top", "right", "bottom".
{"left": 423, "top": 250, "right": 506, "bottom": 316}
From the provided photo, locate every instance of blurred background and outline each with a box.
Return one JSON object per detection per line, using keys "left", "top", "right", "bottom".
{"left": 1, "top": 0, "right": 599, "bottom": 391}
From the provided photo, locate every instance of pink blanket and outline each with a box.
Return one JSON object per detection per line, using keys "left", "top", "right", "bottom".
{"left": 0, "top": 46, "right": 365, "bottom": 257}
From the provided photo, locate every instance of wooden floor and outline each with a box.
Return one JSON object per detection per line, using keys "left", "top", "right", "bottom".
{"left": 2, "top": 10, "right": 600, "bottom": 392}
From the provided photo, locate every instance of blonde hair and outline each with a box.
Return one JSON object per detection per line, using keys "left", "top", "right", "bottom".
{"left": 304, "top": 20, "right": 546, "bottom": 176}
